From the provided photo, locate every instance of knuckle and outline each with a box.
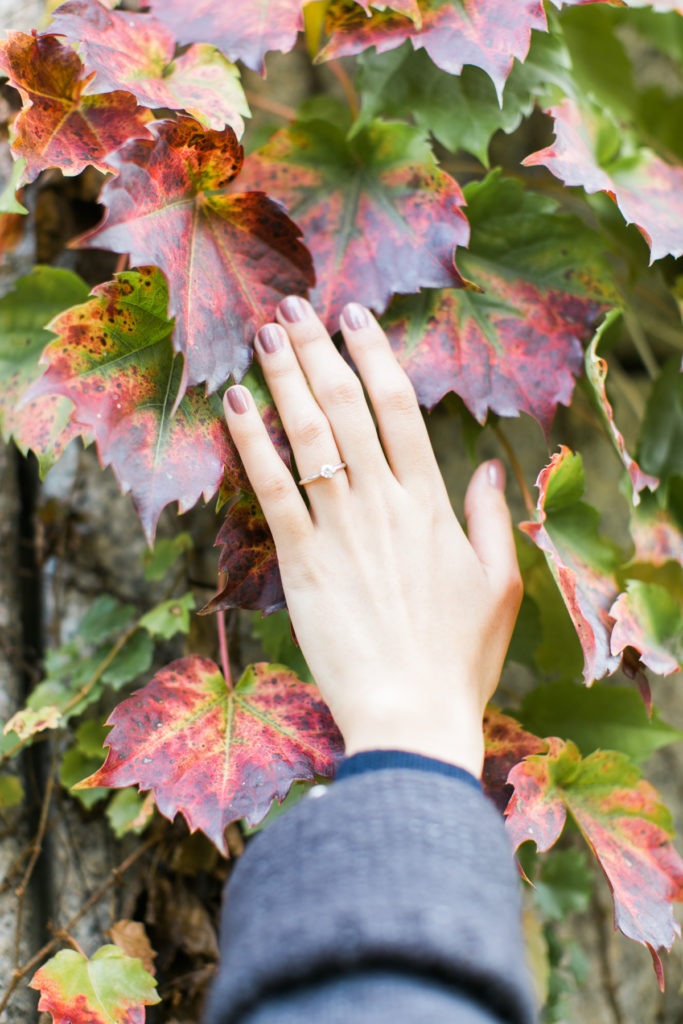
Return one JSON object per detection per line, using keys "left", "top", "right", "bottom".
{"left": 259, "top": 472, "right": 291, "bottom": 505}
{"left": 321, "top": 375, "right": 362, "bottom": 408}
{"left": 502, "top": 567, "right": 524, "bottom": 607}
{"left": 376, "top": 380, "right": 417, "bottom": 415}
{"left": 292, "top": 415, "right": 328, "bottom": 448}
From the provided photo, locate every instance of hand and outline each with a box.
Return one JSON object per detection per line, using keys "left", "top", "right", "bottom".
{"left": 223, "top": 298, "right": 522, "bottom": 777}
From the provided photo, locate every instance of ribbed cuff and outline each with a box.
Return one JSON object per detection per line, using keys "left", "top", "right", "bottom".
{"left": 336, "top": 749, "right": 481, "bottom": 791}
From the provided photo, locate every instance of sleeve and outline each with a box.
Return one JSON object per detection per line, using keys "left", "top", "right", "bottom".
{"left": 203, "top": 767, "right": 538, "bottom": 1024}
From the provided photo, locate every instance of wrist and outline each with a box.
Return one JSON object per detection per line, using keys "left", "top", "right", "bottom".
{"left": 342, "top": 731, "right": 485, "bottom": 779}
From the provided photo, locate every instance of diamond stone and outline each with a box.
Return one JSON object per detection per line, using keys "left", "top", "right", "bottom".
{"left": 320, "top": 464, "right": 335, "bottom": 478}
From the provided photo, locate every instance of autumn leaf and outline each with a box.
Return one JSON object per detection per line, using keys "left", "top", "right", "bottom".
{"left": 147, "top": 0, "right": 308, "bottom": 74}
{"left": 50, "top": 0, "right": 250, "bottom": 135}
{"left": 584, "top": 313, "right": 659, "bottom": 503}
{"left": 0, "top": 32, "right": 150, "bottom": 184}
{"left": 0, "top": 266, "right": 90, "bottom": 475}
{"left": 610, "top": 581, "right": 683, "bottom": 676}
{"left": 75, "top": 117, "right": 314, "bottom": 395}
{"left": 520, "top": 447, "right": 622, "bottom": 683}
{"left": 4, "top": 705, "right": 61, "bottom": 741}
{"left": 201, "top": 491, "right": 285, "bottom": 616}
{"left": 241, "top": 114, "right": 468, "bottom": 328}
{"left": 25, "top": 268, "right": 242, "bottom": 542}
{"left": 482, "top": 706, "right": 546, "bottom": 813}
{"left": 383, "top": 171, "right": 616, "bottom": 433}
{"left": 523, "top": 98, "right": 683, "bottom": 262}
{"left": 506, "top": 739, "right": 683, "bottom": 985}
{"left": 30, "top": 945, "right": 159, "bottom": 1024}
{"left": 76, "top": 658, "right": 344, "bottom": 854}
{"left": 630, "top": 490, "right": 683, "bottom": 568}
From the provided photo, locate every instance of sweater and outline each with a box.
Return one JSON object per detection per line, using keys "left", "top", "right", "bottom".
{"left": 204, "top": 751, "right": 537, "bottom": 1023}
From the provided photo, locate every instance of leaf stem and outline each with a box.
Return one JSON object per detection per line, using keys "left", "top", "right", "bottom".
{"left": 217, "top": 572, "right": 233, "bottom": 690}
{"left": 114, "top": 253, "right": 128, "bottom": 274}
{"left": 328, "top": 61, "right": 359, "bottom": 120}
{"left": 245, "top": 91, "right": 296, "bottom": 122}
{"left": 493, "top": 425, "right": 535, "bottom": 517}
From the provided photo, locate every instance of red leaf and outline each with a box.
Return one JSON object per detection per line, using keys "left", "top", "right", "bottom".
{"left": 147, "top": 0, "right": 307, "bottom": 74}
{"left": 0, "top": 32, "right": 150, "bottom": 184}
{"left": 524, "top": 98, "right": 683, "bottom": 263}
{"left": 520, "top": 447, "right": 621, "bottom": 683}
{"left": 482, "top": 706, "right": 546, "bottom": 814}
{"left": 630, "top": 495, "right": 683, "bottom": 568}
{"left": 77, "top": 658, "right": 344, "bottom": 854}
{"left": 75, "top": 117, "right": 314, "bottom": 395}
{"left": 382, "top": 172, "right": 614, "bottom": 433}
{"left": 25, "top": 268, "right": 242, "bottom": 542}
{"left": 610, "top": 582, "right": 682, "bottom": 677}
{"left": 201, "top": 491, "right": 285, "bottom": 615}
{"left": 241, "top": 117, "right": 468, "bottom": 328}
{"left": 506, "top": 739, "right": 683, "bottom": 982}
{"left": 50, "top": 0, "right": 250, "bottom": 135}
{"left": 320, "top": 0, "right": 548, "bottom": 99}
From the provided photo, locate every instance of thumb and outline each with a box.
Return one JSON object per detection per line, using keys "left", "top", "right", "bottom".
{"left": 464, "top": 460, "right": 521, "bottom": 600}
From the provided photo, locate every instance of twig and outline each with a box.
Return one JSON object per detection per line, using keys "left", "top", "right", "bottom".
{"left": 216, "top": 572, "right": 232, "bottom": 689}
{"left": 58, "top": 622, "right": 139, "bottom": 720}
{"left": 493, "top": 426, "right": 535, "bottom": 517}
{"left": 328, "top": 61, "right": 359, "bottom": 119}
{"left": 13, "top": 751, "right": 58, "bottom": 964}
{"left": 245, "top": 91, "right": 296, "bottom": 122}
{"left": 0, "top": 836, "right": 158, "bottom": 1015}
{"left": 114, "top": 253, "right": 128, "bottom": 274}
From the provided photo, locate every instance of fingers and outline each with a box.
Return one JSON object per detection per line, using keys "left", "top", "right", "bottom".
{"left": 464, "top": 460, "right": 523, "bottom": 610}
{"left": 223, "top": 385, "right": 312, "bottom": 550}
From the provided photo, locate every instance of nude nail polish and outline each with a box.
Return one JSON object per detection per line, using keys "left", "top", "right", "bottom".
{"left": 279, "top": 296, "right": 308, "bottom": 322}
{"left": 256, "top": 324, "right": 284, "bottom": 354}
{"left": 342, "top": 302, "right": 370, "bottom": 330}
{"left": 487, "top": 460, "right": 505, "bottom": 491}
{"left": 226, "top": 386, "right": 249, "bottom": 414}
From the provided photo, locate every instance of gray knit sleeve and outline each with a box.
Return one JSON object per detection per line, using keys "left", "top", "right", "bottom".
{"left": 204, "top": 769, "right": 537, "bottom": 1024}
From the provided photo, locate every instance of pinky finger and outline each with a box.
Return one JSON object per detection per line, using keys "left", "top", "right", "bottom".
{"left": 224, "top": 385, "right": 312, "bottom": 548}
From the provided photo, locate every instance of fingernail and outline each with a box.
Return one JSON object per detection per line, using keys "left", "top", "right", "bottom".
{"left": 279, "top": 296, "right": 308, "bottom": 322}
{"left": 487, "top": 460, "right": 505, "bottom": 491}
{"left": 341, "top": 302, "right": 369, "bottom": 330}
{"left": 256, "top": 324, "right": 284, "bottom": 354}
{"left": 226, "top": 386, "right": 249, "bottom": 414}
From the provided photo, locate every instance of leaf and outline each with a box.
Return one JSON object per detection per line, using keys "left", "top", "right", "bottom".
{"left": 51, "top": 0, "right": 250, "bottom": 135}
{"left": 109, "top": 921, "right": 156, "bottom": 978}
{"left": 4, "top": 705, "right": 61, "bottom": 741}
{"left": 584, "top": 313, "right": 659, "bottom": 503}
{"left": 252, "top": 608, "right": 313, "bottom": 683}
{"left": 523, "top": 98, "right": 683, "bottom": 262}
{"left": 0, "top": 266, "right": 90, "bottom": 475}
{"left": 0, "top": 155, "right": 28, "bottom": 214}
{"left": 518, "top": 680, "right": 683, "bottom": 763}
{"left": 26, "top": 268, "right": 242, "bottom": 542}
{"left": 240, "top": 115, "right": 468, "bottom": 328}
{"left": 203, "top": 492, "right": 285, "bottom": 615}
{"left": 520, "top": 448, "right": 622, "bottom": 683}
{"left": 637, "top": 357, "right": 683, "bottom": 482}
{"left": 143, "top": 532, "right": 193, "bottom": 581}
{"left": 610, "top": 581, "right": 683, "bottom": 676}
{"left": 630, "top": 488, "right": 683, "bottom": 569}
{"left": 106, "top": 788, "right": 155, "bottom": 838}
{"left": 75, "top": 118, "right": 314, "bottom": 395}
{"left": 29, "top": 945, "right": 160, "bottom": 1024}
{"left": 147, "top": 0, "right": 307, "bottom": 73}
{"left": 506, "top": 739, "right": 683, "bottom": 982}
{"left": 101, "top": 631, "right": 154, "bottom": 689}
{"left": 383, "top": 171, "right": 616, "bottom": 433}
{"left": 0, "top": 775, "right": 25, "bottom": 808}
{"left": 78, "top": 595, "right": 135, "bottom": 645}
{"left": 139, "top": 593, "right": 195, "bottom": 640}
{"left": 0, "top": 32, "right": 151, "bottom": 184}
{"left": 320, "top": 0, "right": 549, "bottom": 100}
{"left": 533, "top": 848, "right": 594, "bottom": 921}
{"left": 482, "top": 706, "right": 546, "bottom": 813}
{"left": 60, "top": 721, "right": 111, "bottom": 808}
{"left": 77, "top": 657, "right": 344, "bottom": 854}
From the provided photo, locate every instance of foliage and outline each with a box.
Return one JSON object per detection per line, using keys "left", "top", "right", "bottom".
{"left": 1, "top": 0, "right": 682, "bottom": 1017}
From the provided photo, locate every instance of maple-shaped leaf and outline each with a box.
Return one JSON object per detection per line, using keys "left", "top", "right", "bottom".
{"left": 524, "top": 98, "right": 683, "bottom": 263}
{"left": 77, "top": 658, "right": 344, "bottom": 853}
{"left": 0, "top": 266, "right": 90, "bottom": 475}
{"left": 201, "top": 491, "right": 285, "bottom": 616}
{"left": 30, "top": 945, "right": 159, "bottom": 1024}
{"left": 75, "top": 117, "right": 314, "bottom": 394}
{"left": 382, "top": 171, "right": 616, "bottom": 433}
{"left": 50, "top": 0, "right": 250, "bottom": 135}
{"left": 506, "top": 739, "right": 683, "bottom": 983}
{"left": 610, "top": 581, "right": 683, "bottom": 676}
{"left": 147, "top": 0, "right": 307, "bottom": 74}
{"left": 482, "top": 706, "right": 545, "bottom": 813}
{"left": 25, "top": 268, "right": 242, "bottom": 542}
{"left": 0, "top": 32, "right": 150, "bottom": 185}
{"left": 584, "top": 313, "right": 659, "bottom": 503}
{"left": 520, "top": 447, "right": 622, "bottom": 683}
{"left": 241, "top": 114, "right": 468, "bottom": 328}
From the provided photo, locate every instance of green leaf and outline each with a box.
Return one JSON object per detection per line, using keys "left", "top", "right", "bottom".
{"left": 60, "top": 722, "right": 111, "bottom": 809}
{"left": 143, "top": 532, "right": 193, "bottom": 581}
{"left": 534, "top": 849, "right": 593, "bottom": 922}
{"left": 251, "top": 609, "right": 313, "bottom": 683}
{"left": 106, "top": 788, "right": 154, "bottom": 838}
{"left": 139, "top": 593, "right": 195, "bottom": 639}
{"left": 638, "top": 358, "right": 683, "bottom": 482}
{"left": 101, "top": 630, "right": 154, "bottom": 689}
{"left": 0, "top": 157, "right": 28, "bottom": 214}
{"left": 610, "top": 580, "right": 683, "bottom": 675}
{"left": 517, "top": 681, "right": 683, "bottom": 763}
{"left": 0, "top": 775, "right": 24, "bottom": 808}
{"left": 78, "top": 596, "right": 135, "bottom": 645}
{"left": 30, "top": 945, "right": 159, "bottom": 1022}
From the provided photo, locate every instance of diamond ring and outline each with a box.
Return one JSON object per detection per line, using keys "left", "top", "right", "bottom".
{"left": 298, "top": 462, "right": 347, "bottom": 486}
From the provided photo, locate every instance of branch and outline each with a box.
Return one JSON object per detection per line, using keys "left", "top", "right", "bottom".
{"left": 217, "top": 572, "right": 233, "bottom": 690}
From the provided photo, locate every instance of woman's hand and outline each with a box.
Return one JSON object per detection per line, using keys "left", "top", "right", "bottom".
{"left": 223, "top": 297, "right": 522, "bottom": 777}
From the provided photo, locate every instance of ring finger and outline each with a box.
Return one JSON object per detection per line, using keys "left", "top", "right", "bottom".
{"left": 254, "top": 322, "right": 349, "bottom": 518}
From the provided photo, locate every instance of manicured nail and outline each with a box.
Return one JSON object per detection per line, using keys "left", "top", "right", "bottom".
{"left": 226, "top": 386, "right": 249, "bottom": 414}
{"left": 487, "top": 459, "right": 505, "bottom": 491}
{"left": 256, "top": 324, "right": 284, "bottom": 355}
{"left": 341, "top": 302, "right": 369, "bottom": 330}
{"left": 279, "top": 296, "right": 308, "bottom": 322}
